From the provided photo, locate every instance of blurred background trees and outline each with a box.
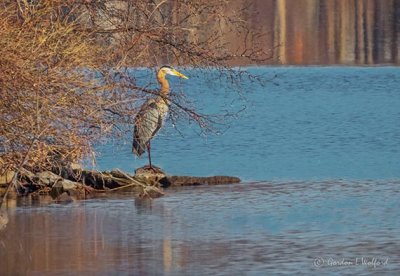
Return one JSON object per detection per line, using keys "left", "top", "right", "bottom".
{"left": 250, "top": 0, "right": 400, "bottom": 65}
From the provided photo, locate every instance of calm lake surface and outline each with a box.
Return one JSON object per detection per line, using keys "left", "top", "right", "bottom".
{"left": 1, "top": 67, "right": 400, "bottom": 275}
{"left": 98, "top": 66, "right": 400, "bottom": 181}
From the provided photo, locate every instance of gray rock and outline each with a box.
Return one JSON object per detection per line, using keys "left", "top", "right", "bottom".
{"left": 134, "top": 166, "right": 166, "bottom": 186}
{"left": 49, "top": 179, "right": 81, "bottom": 199}
{"left": 59, "top": 179, "right": 79, "bottom": 191}
{"left": 36, "top": 171, "right": 62, "bottom": 186}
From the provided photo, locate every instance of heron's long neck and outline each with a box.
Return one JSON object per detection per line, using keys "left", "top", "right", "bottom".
{"left": 157, "top": 71, "right": 169, "bottom": 96}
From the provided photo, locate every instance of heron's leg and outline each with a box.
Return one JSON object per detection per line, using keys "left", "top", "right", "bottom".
{"left": 147, "top": 141, "right": 152, "bottom": 169}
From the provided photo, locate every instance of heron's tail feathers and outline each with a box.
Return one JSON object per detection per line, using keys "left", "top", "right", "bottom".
{"left": 132, "top": 139, "right": 146, "bottom": 157}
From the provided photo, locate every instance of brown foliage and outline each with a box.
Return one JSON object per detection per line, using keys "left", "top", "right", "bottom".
{"left": 1, "top": 1, "right": 124, "bottom": 174}
{"left": 0, "top": 0, "right": 265, "bottom": 177}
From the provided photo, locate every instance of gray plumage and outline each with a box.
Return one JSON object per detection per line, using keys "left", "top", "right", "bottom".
{"left": 132, "top": 98, "right": 167, "bottom": 157}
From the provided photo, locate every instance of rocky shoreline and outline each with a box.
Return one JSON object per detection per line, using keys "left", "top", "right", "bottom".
{"left": 0, "top": 165, "right": 241, "bottom": 202}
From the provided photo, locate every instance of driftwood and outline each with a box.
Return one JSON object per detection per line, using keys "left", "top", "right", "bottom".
{"left": 80, "top": 169, "right": 164, "bottom": 198}
{"left": 0, "top": 167, "right": 164, "bottom": 202}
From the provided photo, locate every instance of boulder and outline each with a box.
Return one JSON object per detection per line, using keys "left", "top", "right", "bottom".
{"left": 34, "top": 171, "right": 83, "bottom": 200}
{"left": 36, "top": 171, "right": 62, "bottom": 186}
{"left": 49, "top": 179, "right": 83, "bottom": 200}
{"left": 0, "top": 171, "right": 15, "bottom": 185}
{"left": 134, "top": 165, "right": 166, "bottom": 186}
{"left": 19, "top": 168, "right": 35, "bottom": 180}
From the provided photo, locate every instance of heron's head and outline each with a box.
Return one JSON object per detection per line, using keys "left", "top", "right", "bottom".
{"left": 159, "top": 65, "right": 188, "bottom": 79}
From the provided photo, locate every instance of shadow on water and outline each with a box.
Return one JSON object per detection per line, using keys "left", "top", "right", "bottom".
{"left": 0, "top": 180, "right": 399, "bottom": 275}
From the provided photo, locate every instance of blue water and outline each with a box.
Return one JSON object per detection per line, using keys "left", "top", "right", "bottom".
{"left": 97, "top": 67, "right": 400, "bottom": 181}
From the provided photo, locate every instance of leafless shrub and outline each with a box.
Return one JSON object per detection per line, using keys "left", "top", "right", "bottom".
{"left": 0, "top": 0, "right": 269, "bottom": 180}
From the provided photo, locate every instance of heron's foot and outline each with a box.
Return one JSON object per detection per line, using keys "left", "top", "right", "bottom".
{"left": 146, "top": 165, "right": 163, "bottom": 174}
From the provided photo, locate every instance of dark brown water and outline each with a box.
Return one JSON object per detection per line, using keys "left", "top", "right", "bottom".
{"left": 1, "top": 181, "right": 399, "bottom": 275}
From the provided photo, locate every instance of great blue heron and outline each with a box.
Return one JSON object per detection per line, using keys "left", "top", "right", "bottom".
{"left": 132, "top": 66, "right": 188, "bottom": 170}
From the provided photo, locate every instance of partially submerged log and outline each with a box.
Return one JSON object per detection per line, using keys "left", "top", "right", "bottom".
{"left": 133, "top": 165, "right": 241, "bottom": 187}
{"left": 159, "top": 175, "right": 241, "bottom": 187}
{"left": 79, "top": 169, "right": 164, "bottom": 198}
{"left": 80, "top": 170, "right": 131, "bottom": 189}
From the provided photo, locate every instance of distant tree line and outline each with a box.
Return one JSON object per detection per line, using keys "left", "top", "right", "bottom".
{"left": 240, "top": 0, "right": 400, "bottom": 65}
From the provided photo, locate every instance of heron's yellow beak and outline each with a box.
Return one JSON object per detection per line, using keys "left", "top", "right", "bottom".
{"left": 173, "top": 69, "right": 189, "bottom": 79}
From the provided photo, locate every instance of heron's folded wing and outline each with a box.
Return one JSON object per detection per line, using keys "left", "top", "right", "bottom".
{"left": 132, "top": 100, "right": 162, "bottom": 155}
